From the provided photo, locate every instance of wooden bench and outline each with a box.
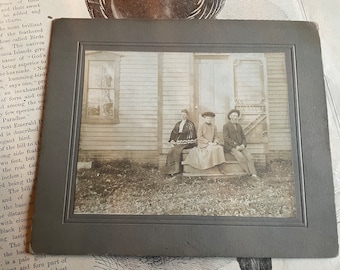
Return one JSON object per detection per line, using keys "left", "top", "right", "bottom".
{"left": 181, "top": 149, "right": 247, "bottom": 177}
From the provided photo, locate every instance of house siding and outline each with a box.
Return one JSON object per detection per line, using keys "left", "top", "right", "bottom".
{"left": 78, "top": 52, "right": 292, "bottom": 166}
{"left": 265, "top": 53, "right": 292, "bottom": 159}
{"left": 79, "top": 52, "right": 159, "bottom": 164}
{"left": 160, "top": 53, "right": 194, "bottom": 165}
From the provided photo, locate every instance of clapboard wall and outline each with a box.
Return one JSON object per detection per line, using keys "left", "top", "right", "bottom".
{"left": 160, "top": 53, "right": 193, "bottom": 165}
{"left": 78, "top": 52, "right": 292, "bottom": 166}
{"left": 79, "top": 51, "right": 159, "bottom": 164}
{"left": 265, "top": 52, "right": 292, "bottom": 160}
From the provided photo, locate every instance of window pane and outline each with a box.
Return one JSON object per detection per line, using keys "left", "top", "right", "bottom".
{"left": 101, "top": 90, "right": 114, "bottom": 117}
{"left": 101, "top": 62, "right": 115, "bottom": 88}
{"left": 85, "top": 53, "right": 119, "bottom": 123}
{"left": 87, "top": 89, "right": 101, "bottom": 116}
{"left": 88, "top": 61, "right": 103, "bottom": 88}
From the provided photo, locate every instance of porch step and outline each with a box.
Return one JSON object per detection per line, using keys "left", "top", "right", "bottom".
{"left": 182, "top": 163, "right": 247, "bottom": 177}
{"left": 181, "top": 149, "right": 247, "bottom": 177}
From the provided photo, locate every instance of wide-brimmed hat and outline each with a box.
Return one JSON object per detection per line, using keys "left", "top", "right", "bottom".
{"left": 201, "top": 111, "right": 215, "bottom": 118}
{"left": 227, "top": 109, "right": 240, "bottom": 119}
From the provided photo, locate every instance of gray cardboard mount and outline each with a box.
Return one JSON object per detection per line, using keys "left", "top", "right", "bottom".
{"left": 30, "top": 19, "right": 338, "bottom": 257}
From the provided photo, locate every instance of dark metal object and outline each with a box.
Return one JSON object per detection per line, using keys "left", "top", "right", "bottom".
{"left": 237, "top": 258, "right": 272, "bottom": 270}
{"left": 85, "top": 0, "right": 226, "bottom": 19}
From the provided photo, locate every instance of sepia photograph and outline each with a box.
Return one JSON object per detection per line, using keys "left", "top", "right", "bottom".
{"left": 31, "top": 19, "right": 338, "bottom": 258}
{"left": 73, "top": 50, "right": 297, "bottom": 218}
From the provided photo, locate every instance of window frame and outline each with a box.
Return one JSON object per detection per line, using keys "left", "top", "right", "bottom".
{"left": 82, "top": 51, "right": 120, "bottom": 124}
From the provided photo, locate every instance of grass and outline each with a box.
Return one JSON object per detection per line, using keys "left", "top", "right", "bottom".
{"left": 74, "top": 158, "right": 296, "bottom": 217}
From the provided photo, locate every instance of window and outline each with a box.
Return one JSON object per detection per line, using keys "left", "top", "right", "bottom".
{"left": 83, "top": 51, "right": 120, "bottom": 123}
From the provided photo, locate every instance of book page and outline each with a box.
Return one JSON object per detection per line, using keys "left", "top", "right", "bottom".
{"left": 0, "top": 1, "right": 92, "bottom": 269}
{"left": 0, "top": 0, "right": 339, "bottom": 269}
{"left": 0, "top": 0, "right": 47, "bottom": 267}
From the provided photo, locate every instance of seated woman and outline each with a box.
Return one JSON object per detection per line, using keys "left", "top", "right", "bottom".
{"left": 182, "top": 111, "right": 226, "bottom": 172}
{"left": 162, "top": 109, "right": 197, "bottom": 175}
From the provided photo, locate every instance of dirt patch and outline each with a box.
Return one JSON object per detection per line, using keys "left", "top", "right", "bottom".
{"left": 74, "top": 159, "right": 296, "bottom": 217}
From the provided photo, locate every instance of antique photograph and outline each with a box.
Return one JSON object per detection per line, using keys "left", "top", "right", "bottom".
{"left": 31, "top": 19, "right": 337, "bottom": 258}
{"left": 73, "top": 50, "right": 296, "bottom": 218}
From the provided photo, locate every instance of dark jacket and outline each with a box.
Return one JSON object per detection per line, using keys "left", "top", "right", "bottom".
{"left": 223, "top": 121, "right": 247, "bottom": 152}
{"left": 169, "top": 120, "right": 197, "bottom": 143}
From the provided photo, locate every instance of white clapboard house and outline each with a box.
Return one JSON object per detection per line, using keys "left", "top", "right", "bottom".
{"left": 78, "top": 51, "right": 292, "bottom": 172}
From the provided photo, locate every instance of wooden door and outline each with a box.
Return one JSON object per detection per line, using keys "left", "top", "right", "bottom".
{"left": 194, "top": 55, "right": 234, "bottom": 136}
{"left": 194, "top": 54, "right": 269, "bottom": 163}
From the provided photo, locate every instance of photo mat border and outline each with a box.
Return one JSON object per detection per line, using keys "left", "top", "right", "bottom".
{"left": 31, "top": 19, "right": 338, "bottom": 258}
{"left": 66, "top": 43, "right": 304, "bottom": 227}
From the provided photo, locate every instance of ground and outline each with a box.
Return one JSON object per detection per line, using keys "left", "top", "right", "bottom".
{"left": 74, "top": 159, "right": 296, "bottom": 217}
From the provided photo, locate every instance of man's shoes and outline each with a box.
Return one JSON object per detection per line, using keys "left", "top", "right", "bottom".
{"left": 218, "top": 164, "right": 228, "bottom": 175}
{"left": 219, "top": 169, "right": 228, "bottom": 175}
{"left": 218, "top": 168, "right": 227, "bottom": 175}
{"left": 166, "top": 174, "right": 177, "bottom": 180}
{"left": 251, "top": 174, "right": 261, "bottom": 180}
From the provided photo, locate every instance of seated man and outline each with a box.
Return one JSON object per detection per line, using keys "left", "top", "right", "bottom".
{"left": 162, "top": 109, "right": 197, "bottom": 175}
{"left": 223, "top": 109, "right": 260, "bottom": 179}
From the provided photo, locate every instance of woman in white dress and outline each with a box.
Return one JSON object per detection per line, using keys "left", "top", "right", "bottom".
{"left": 182, "top": 111, "right": 226, "bottom": 170}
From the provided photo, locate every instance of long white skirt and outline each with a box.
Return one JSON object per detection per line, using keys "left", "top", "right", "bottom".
{"left": 182, "top": 145, "right": 225, "bottom": 170}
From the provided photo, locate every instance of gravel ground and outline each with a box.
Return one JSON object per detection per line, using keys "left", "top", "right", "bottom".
{"left": 74, "top": 159, "right": 296, "bottom": 218}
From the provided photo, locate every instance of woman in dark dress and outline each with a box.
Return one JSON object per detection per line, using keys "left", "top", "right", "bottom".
{"left": 162, "top": 109, "right": 197, "bottom": 175}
